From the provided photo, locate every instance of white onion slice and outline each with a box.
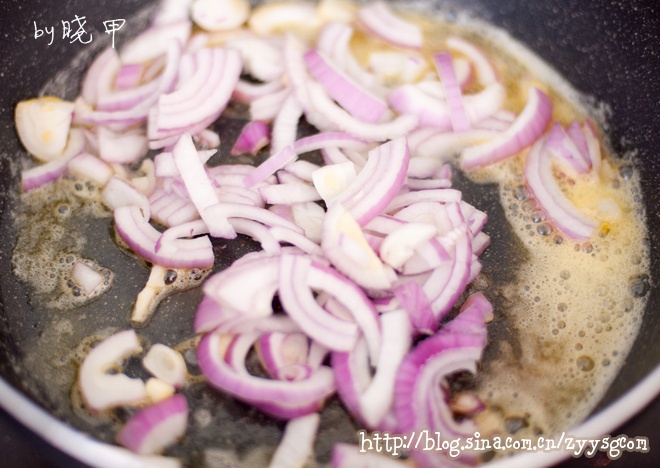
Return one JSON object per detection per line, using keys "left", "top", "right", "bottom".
{"left": 70, "top": 262, "right": 105, "bottom": 295}
{"left": 462, "top": 86, "right": 552, "bottom": 170}
{"left": 357, "top": 1, "right": 423, "bottom": 50}
{"left": 268, "top": 413, "right": 320, "bottom": 468}
{"left": 78, "top": 330, "right": 147, "bottom": 411}
{"left": 524, "top": 138, "right": 599, "bottom": 239}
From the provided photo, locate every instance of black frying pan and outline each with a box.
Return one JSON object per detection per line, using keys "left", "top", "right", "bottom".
{"left": 0, "top": 0, "right": 658, "bottom": 467}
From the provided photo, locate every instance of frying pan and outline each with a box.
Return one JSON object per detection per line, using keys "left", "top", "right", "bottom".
{"left": 0, "top": 0, "right": 657, "bottom": 466}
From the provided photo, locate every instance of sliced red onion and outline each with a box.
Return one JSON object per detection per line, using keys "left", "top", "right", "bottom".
{"left": 545, "top": 122, "right": 591, "bottom": 175}
{"left": 194, "top": 128, "right": 221, "bottom": 149}
{"left": 304, "top": 49, "right": 388, "bottom": 123}
{"left": 316, "top": 21, "right": 376, "bottom": 90}
{"left": 259, "top": 181, "right": 321, "bottom": 205}
{"left": 524, "top": 137, "right": 599, "bottom": 239}
{"left": 230, "top": 120, "right": 270, "bottom": 156}
{"left": 21, "top": 127, "right": 86, "bottom": 191}
{"left": 368, "top": 50, "right": 428, "bottom": 86}
{"left": 306, "top": 81, "right": 418, "bottom": 141}
{"left": 336, "top": 137, "right": 409, "bottom": 226}
{"left": 197, "top": 331, "right": 336, "bottom": 419}
{"left": 204, "top": 200, "right": 303, "bottom": 240}
{"left": 283, "top": 160, "right": 320, "bottom": 183}
{"left": 434, "top": 52, "right": 470, "bottom": 132}
{"left": 116, "top": 394, "right": 188, "bottom": 455}
{"left": 114, "top": 63, "right": 144, "bottom": 91}
{"left": 393, "top": 332, "right": 486, "bottom": 466}
{"left": 250, "top": 87, "right": 292, "bottom": 122}
{"left": 96, "top": 79, "right": 161, "bottom": 112}
{"left": 307, "top": 259, "right": 383, "bottom": 364}
{"left": 114, "top": 206, "right": 214, "bottom": 268}
{"left": 78, "top": 329, "right": 147, "bottom": 411}
{"left": 171, "top": 133, "right": 220, "bottom": 226}
{"left": 294, "top": 132, "right": 370, "bottom": 155}
{"left": 244, "top": 145, "right": 297, "bottom": 188}
{"left": 388, "top": 81, "right": 504, "bottom": 131}
{"left": 149, "top": 48, "right": 242, "bottom": 147}
{"left": 333, "top": 310, "right": 411, "bottom": 429}
{"left": 257, "top": 332, "right": 311, "bottom": 381}
{"left": 120, "top": 21, "right": 192, "bottom": 65}
{"left": 97, "top": 126, "right": 149, "bottom": 164}
{"left": 446, "top": 35, "right": 498, "bottom": 86}
{"left": 385, "top": 189, "right": 462, "bottom": 215}
{"left": 270, "top": 94, "right": 304, "bottom": 154}
{"left": 233, "top": 79, "right": 285, "bottom": 104}
{"left": 270, "top": 226, "right": 324, "bottom": 256}
{"left": 101, "top": 177, "right": 151, "bottom": 219}
{"left": 462, "top": 86, "right": 552, "bottom": 170}
{"left": 278, "top": 254, "right": 360, "bottom": 353}
{"left": 21, "top": 157, "right": 70, "bottom": 192}
{"left": 201, "top": 254, "right": 281, "bottom": 321}
{"left": 142, "top": 344, "right": 187, "bottom": 388}
{"left": 81, "top": 48, "right": 121, "bottom": 106}
{"left": 269, "top": 413, "right": 320, "bottom": 468}
{"left": 393, "top": 280, "right": 436, "bottom": 334}
{"left": 357, "top": 1, "right": 423, "bottom": 50}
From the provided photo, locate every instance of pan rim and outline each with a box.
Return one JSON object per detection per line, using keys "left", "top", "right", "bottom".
{"left": 0, "top": 366, "right": 658, "bottom": 467}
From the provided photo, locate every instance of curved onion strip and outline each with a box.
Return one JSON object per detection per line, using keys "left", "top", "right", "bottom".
{"left": 279, "top": 254, "right": 359, "bottom": 353}
{"left": 333, "top": 310, "right": 411, "bottom": 429}
{"left": 81, "top": 48, "right": 121, "bottom": 106}
{"left": 203, "top": 201, "right": 303, "bottom": 240}
{"left": 336, "top": 137, "right": 410, "bottom": 226}
{"left": 197, "top": 331, "right": 336, "bottom": 419}
{"left": 304, "top": 49, "right": 388, "bottom": 123}
{"left": 434, "top": 52, "right": 470, "bottom": 132}
{"left": 461, "top": 86, "right": 552, "bottom": 170}
{"left": 446, "top": 35, "right": 498, "bottom": 86}
{"left": 357, "top": 1, "right": 423, "bottom": 50}
{"left": 306, "top": 81, "right": 418, "bottom": 141}
{"left": 524, "top": 138, "right": 599, "bottom": 239}
{"left": 78, "top": 329, "right": 147, "bottom": 411}
{"left": 269, "top": 413, "right": 320, "bottom": 468}
{"left": 114, "top": 206, "right": 214, "bottom": 269}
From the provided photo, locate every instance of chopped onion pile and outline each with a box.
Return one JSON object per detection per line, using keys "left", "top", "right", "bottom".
{"left": 15, "top": 0, "right": 612, "bottom": 464}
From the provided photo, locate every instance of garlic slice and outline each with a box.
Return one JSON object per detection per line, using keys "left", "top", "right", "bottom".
{"left": 143, "top": 343, "right": 187, "bottom": 388}
{"left": 15, "top": 97, "right": 75, "bottom": 162}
